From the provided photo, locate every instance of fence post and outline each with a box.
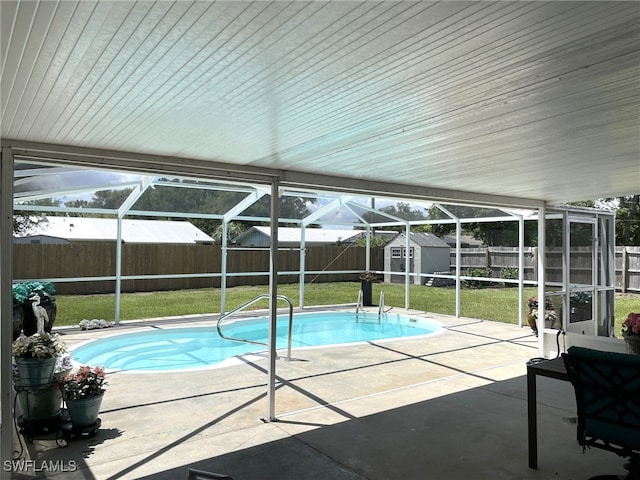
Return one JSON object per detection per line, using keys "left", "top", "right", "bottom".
{"left": 621, "top": 246, "right": 628, "bottom": 293}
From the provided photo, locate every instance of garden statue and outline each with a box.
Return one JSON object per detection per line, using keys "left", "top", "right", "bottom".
{"left": 28, "top": 294, "right": 49, "bottom": 334}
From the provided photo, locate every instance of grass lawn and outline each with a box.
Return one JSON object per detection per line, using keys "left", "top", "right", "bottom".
{"left": 54, "top": 282, "right": 640, "bottom": 335}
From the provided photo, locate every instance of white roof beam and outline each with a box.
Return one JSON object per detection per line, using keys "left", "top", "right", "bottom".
{"left": 118, "top": 176, "right": 155, "bottom": 217}
{"left": 223, "top": 188, "right": 268, "bottom": 223}
{"left": 302, "top": 196, "right": 354, "bottom": 227}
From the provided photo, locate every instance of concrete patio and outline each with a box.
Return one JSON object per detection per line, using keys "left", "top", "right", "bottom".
{"left": 10, "top": 309, "right": 626, "bottom": 480}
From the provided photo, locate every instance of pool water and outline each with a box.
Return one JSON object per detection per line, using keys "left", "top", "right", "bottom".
{"left": 71, "top": 311, "right": 441, "bottom": 372}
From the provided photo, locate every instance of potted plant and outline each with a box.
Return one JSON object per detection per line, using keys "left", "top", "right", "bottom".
{"left": 528, "top": 308, "right": 558, "bottom": 330}
{"left": 359, "top": 271, "right": 377, "bottom": 307}
{"left": 12, "top": 332, "right": 67, "bottom": 390}
{"left": 527, "top": 297, "right": 555, "bottom": 336}
{"left": 60, "top": 366, "right": 107, "bottom": 427}
{"left": 13, "top": 354, "right": 71, "bottom": 421}
{"left": 621, "top": 312, "right": 640, "bottom": 354}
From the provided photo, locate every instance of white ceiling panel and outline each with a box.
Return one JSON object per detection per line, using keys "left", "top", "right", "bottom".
{"left": 1, "top": 0, "right": 639, "bottom": 206}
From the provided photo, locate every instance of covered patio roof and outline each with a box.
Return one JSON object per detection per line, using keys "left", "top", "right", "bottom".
{"left": 1, "top": 1, "right": 638, "bottom": 207}
{"left": 0, "top": 2, "right": 638, "bottom": 478}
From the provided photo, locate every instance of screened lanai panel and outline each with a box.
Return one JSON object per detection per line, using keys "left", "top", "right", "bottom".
{"left": 346, "top": 198, "right": 439, "bottom": 223}
{"left": 130, "top": 183, "right": 249, "bottom": 216}
{"left": 13, "top": 162, "right": 145, "bottom": 204}
{"left": 340, "top": 200, "right": 404, "bottom": 225}
{"left": 305, "top": 200, "right": 365, "bottom": 227}
{"left": 435, "top": 204, "right": 515, "bottom": 221}
{"left": 236, "top": 194, "right": 313, "bottom": 223}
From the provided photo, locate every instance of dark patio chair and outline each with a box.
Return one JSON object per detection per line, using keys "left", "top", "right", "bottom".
{"left": 562, "top": 346, "right": 640, "bottom": 480}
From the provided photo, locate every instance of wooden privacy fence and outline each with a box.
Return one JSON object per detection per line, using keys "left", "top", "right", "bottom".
{"left": 617, "top": 246, "right": 640, "bottom": 293}
{"left": 13, "top": 243, "right": 385, "bottom": 295}
{"left": 451, "top": 246, "right": 640, "bottom": 292}
{"left": 451, "top": 247, "right": 539, "bottom": 281}
{"left": 13, "top": 243, "right": 639, "bottom": 294}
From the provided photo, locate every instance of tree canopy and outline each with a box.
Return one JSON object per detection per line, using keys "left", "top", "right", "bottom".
{"left": 32, "top": 180, "right": 316, "bottom": 240}
{"left": 13, "top": 190, "right": 639, "bottom": 246}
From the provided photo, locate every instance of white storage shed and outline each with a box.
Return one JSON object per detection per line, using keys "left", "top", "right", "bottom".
{"left": 384, "top": 232, "right": 451, "bottom": 285}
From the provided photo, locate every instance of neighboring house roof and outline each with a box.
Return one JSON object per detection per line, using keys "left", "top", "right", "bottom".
{"left": 14, "top": 216, "right": 214, "bottom": 244}
{"left": 388, "top": 232, "right": 450, "bottom": 248}
{"left": 234, "top": 227, "right": 366, "bottom": 245}
{"left": 441, "top": 234, "right": 484, "bottom": 247}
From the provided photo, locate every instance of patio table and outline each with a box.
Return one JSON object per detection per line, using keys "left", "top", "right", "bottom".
{"left": 526, "top": 356, "right": 570, "bottom": 469}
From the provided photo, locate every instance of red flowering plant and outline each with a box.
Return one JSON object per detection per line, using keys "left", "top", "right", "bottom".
{"left": 60, "top": 365, "right": 107, "bottom": 400}
{"left": 527, "top": 297, "right": 554, "bottom": 311}
{"left": 622, "top": 313, "right": 640, "bottom": 337}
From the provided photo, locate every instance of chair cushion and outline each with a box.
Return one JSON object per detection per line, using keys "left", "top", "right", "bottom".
{"left": 565, "top": 347, "right": 640, "bottom": 451}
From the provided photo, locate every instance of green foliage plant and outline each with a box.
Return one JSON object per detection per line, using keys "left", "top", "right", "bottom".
{"left": 464, "top": 267, "right": 492, "bottom": 289}
{"left": 12, "top": 281, "right": 56, "bottom": 305}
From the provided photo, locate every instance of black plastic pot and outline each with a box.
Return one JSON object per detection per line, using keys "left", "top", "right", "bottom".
{"left": 361, "top": 281, "right": 373, "bottom": 307}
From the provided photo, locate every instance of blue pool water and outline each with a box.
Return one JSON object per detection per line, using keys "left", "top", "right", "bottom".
{"left": 71, "top": 311, "right": 442, "bottom": 372}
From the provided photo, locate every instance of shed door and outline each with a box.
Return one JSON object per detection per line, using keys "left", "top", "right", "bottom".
{"left": 390, "top": 247, "right": 414, "bottom": 283}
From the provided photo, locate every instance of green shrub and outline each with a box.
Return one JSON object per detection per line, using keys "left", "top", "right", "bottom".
{"left": 500, "top": 267, "right": 518, "bottom": 287}
{"left": 464, "top": 268, "right": 492, "bottom": 289}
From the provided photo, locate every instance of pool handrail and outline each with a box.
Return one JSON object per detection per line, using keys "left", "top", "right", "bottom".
{"left": 378, "top": 291, "right": 384, "bottom": 319}
{"left": 216, "top": 294, "right": 294, "bottom": 361}
{"left": 356, "top": 289, "right": 385, "bottom": 324}
{"left": 355, "top": 289, "right": 363, "bottom": 317}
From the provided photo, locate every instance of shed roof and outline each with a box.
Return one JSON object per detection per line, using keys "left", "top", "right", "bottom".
{"left": 390, "top": 232, "right": 451, "bottom": 248}
{"left": 15, "top": 216, "right": 213, "bottom": 244}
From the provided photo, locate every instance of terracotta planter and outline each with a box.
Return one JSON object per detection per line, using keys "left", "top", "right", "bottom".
{"left": 527, "top": 309, "right": 537, "bottom": 332}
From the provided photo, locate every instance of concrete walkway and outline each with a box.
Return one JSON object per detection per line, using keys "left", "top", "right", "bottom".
{"left": 10, "top": 309, "right": 626, "bottom": 479}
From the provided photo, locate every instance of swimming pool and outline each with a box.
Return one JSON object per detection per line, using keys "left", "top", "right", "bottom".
{"left": 71, "top": 311, "right": 442, "bottom": 372}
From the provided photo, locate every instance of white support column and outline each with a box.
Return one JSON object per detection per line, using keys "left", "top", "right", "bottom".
{"left": 537, "top": 206, "right": 546, "bottom": 357}
{"left": 455, "top": 220, "right": 461, "bottom": 318}
{"left": 299, "top": 226, "right": 306, "bottom": 309}
{"left": 365, "top": 225, "right": 371, "bottom": 272}
{"left": 115, "top": 177, "right": 154, "bottom": 324}
{"left": 221, "top": 189, "right": 268, "bottom": 315}
{"left": 1, "top": 148, "right": 14, "bottom": 479}
{"left": 221, "top": 222, "right": 228, "bottom": 315}
{"left": 115, "top": 216, "right": 123, "bottom": 324}
{"left": 404, "top": 224, "right": 410, "bottom": 309}
{"left": 518, "top": 215, "right": 525, "bottom": 328}
{"left": 266, "top": 180, "right": 279, "bottom": 422}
